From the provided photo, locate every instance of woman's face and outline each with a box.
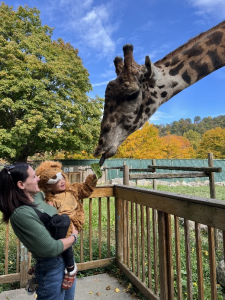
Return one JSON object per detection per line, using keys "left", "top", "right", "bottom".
{"left": 20, "top": 166, "right": 40, "bottom": 198}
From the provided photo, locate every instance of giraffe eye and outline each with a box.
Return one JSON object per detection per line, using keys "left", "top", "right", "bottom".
{"left": 125, "top": 90, "right": 140, "bottom": 101}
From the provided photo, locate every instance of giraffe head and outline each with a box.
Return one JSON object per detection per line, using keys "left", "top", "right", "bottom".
{"left": 93, "top": 21, "right": 225, "bottom": 161}
{"left": 94, "top": 44, "right": 159, "bottom": 159}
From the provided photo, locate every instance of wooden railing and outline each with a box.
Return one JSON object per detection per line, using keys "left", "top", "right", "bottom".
{"left": 1, "top": 184, "right": 225, "bottom": 300}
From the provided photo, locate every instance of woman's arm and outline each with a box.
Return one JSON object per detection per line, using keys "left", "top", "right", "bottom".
{"left": 60, "top": 224, "right": 78, "bottom": 251}
{"left": 10, "top": 206, "right": 74, "bottom": 257}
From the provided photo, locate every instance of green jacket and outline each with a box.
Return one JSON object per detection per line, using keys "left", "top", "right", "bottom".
{"left": 10, "top": 192, "right": 64, "bottom": 259}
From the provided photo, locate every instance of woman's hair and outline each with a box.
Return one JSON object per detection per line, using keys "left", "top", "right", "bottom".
{"left": 0, "top": 163, "right": 36, "bottom": 223}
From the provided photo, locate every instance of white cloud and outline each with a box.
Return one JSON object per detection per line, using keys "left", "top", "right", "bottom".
{"left": 92, "top": 80, "right": 110, "bottom": 87}
{"left": 150, "top": 111, "right": 173, "bottom": 123}
{"left": 40, "top": 0, "right": 117, "bottom": 57}
{"left": 188, "top": 0, "right": 225, "bottom": 18}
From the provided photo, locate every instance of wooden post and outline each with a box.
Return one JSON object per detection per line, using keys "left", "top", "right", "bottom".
{"left": 115, "top": 197, "right": 123, "bottom": 263}
{"left": 20, "top": 244, "right": 30, "bottom": 288}
{"left": 123, "top": 163, "right": 129, "bottom": 186}
{"left": 105, "top": 164, "right": 108, "bottom": 184}
{"left": 158, "top": 211, "right": 168, "bottom": 300}
{"left": 152, "top": 159, "right": 157, "bottom": 190}
{"left": 208, "top": 153, "right": 218, "bottom": 249}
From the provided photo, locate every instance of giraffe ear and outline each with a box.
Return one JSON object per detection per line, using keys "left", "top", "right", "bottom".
{"left": 114, "top": 56, "right": 124, "bottom": 76}
{"left": 145, "top": 56, "right": 158, "bottom": 83}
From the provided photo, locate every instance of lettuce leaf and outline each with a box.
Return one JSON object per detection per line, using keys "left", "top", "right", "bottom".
{"left": 90, "top": 163, "right": 103, "bottom": 180}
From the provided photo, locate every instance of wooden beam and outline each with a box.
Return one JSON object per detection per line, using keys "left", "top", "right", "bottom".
{"left": 130, "top": 172, "right": 207, "bottom": 179}
{"left": 0, "top": 273, "right": 20, "bottom": 284}
{"left": 77, "top": 258, "right": 115, "bottom": 271}
{"left": 117, "top": 261, "right": 160, "bottom": 300}
{"left": 147, "top": 165, "right": 221, "bottom": 172}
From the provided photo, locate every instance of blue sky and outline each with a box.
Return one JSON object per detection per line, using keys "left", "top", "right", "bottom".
{"left": 6, "top": 0, "right": 225, "bottom": 125}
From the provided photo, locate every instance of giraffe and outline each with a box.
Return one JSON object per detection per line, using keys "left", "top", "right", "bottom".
{"left": 93, "top": 21, "right": 225, "bottom": 164}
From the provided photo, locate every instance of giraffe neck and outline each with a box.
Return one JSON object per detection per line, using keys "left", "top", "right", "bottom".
{"left": 155, "top": 21, "right": 225, "bottom": 103}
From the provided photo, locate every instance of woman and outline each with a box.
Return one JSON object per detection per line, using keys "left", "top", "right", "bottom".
{"left": 0, "top": 163, "right": 77, "bottom": 300}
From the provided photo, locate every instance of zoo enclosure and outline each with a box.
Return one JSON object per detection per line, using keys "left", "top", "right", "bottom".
{"left": 59, "top": 157, "right": 225, "bottom": 184}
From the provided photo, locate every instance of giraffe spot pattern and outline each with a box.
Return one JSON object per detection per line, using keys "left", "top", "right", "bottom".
{"left": 157, "top": 85, "right": 165, "bottom": 89}
{"left": 189, "top": 60, "right": 209, "bottom": 81}
{"left": 146, "top": 98, "right": 155, "bottom": 105}
{"left": 161, "top": 91, "right": 167, "bottom": 98}
{"left": 150, "top": 91, "right": 158, "bottom": 99}
{"left": 171, "top": 81, "right": 178, "bottom": 88}
{"left": 183, "top": 43, "right": 204, "bottom": 58}
{"left": 207, "top": 49, "right": 223, "bottom": 70}
{"left": 142, "top": 91, "right": 145, "bottom": 98}
{"left": 134, "top": 104, "right": 144, "bottom": 124}
{"left": 182, "top": 70, "right": 191, "bottom": 84}
{"left": 164, "top": 62, "right": 170, "bottom": 67}
{"left": 145, "top": 107, "right": 150, "bottom": 114}
{"left": 170, "top": 56, "right": 180, "bottom": 66}
{"left": 205, "top": 31, "right": 223, "bottom": 46}
{"left": 124, "top": 125, "right": 132, "bottom": 131}
{"left": 169, "top": 62, "right": 184, "bottom": 76}
{"left": 110, "top": 116, "right": 115, "bottom": 123}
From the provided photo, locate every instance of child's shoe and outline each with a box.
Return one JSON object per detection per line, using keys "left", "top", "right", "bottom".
{"left": 61, "top": 264, "right": 77, "bottom": 290}
{"left": 25, "top": 277, "right": 38, "bottom": 295}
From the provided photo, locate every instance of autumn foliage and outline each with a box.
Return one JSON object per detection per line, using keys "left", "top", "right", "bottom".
{"left": 196, "top": 127, "right": 225, "bottom": 159}
{"left": 114, "top": 123, "right": 195, "bottom": 159}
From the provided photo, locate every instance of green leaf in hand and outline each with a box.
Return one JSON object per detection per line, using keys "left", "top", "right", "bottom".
{"left": 90, "top": 163, "right": 103, "bottom": 180}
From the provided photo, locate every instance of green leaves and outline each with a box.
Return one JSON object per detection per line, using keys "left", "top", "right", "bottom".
{"left": 0, "top": 3, "right": 103, "bottom": 162}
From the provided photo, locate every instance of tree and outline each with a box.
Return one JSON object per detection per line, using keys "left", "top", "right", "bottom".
{"left": 196, "top": 127, "right": 225, "bottom": 159}
{"left": 183, "top": 130, "right": 201, "bottom": 151}
{"left": 115, "top": 123, "right": 162, "bottom": 159}
{"left": 115, "top": 123, "right": 195, "bottom": 159}
{"left": 0, "top": 3, "right": 103, "bottom": 162}
{"left": 160, "top": 135, "right": 195, "bottom": 159}
{"left": 194, "top": 116, "right": 201, "bottom": 124}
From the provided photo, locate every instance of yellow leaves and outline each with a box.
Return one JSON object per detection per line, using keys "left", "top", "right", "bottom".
{"left": 116, "top": 123, "right": 195, "bottom": 159}
{"left": 114, "top": 287, "right": 120, "bottom": 293}
{"left": 197, "top": 127, "right": 225, "bottom": 159}
{"left": 106, "top": 285, "right": 110, "bottom": 290}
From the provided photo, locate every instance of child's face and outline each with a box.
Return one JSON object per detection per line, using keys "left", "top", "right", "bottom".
{"left": 48, "top": 178, "right": 66, "bottom": 193}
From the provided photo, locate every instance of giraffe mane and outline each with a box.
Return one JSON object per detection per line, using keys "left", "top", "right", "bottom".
{"left": 155, "top": 20, "right": 225, "bottom": 66}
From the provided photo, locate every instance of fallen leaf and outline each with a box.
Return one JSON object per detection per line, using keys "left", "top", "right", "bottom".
{"left": 106, "top": 285, "right": 111, "bottom": 290}
{"left": 89, "top": 291, "right": 93, "bottom": 294}
{"left": 96, "top": 292, "right": 101, "bottom": 296}
{"left": 115, "top": 287, "right": 120, "bottom": 293}
{"left": 94, "top": 279, "right": 98, "bottom": 281}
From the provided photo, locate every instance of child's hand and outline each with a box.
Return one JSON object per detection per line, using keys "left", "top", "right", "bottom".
{"left": 48, "top": 201, "right": 54, "bottom": 206}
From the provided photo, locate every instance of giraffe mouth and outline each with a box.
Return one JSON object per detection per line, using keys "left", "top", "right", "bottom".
{"left": 93, "top": 144, "right": 118, "bottom": 160}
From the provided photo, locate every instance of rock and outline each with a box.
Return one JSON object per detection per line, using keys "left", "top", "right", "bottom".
{"left": 217, "top": 260, "right": 225, "bottom": 288}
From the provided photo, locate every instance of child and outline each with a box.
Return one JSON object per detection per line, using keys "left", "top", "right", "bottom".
{"left": 35, "top": 161, "right": 97, "bottom": 290}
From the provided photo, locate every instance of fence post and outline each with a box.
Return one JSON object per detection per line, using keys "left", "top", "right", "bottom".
{"left": 20, "top": 244, "right": 30, "bottom": 288}
{"left": 152, "top": 159, "right": 157, "bottom": 190}
{"left": 105, "top": 164, "right": 108, "bottom": 184}
{"left": 208, "top": 153, "right": 218, "bottom": 249}
{"left": 123, "top": 162, "right": 129, "bottom": 186}
{"left": 158, "top": 211, "right": 168, "bottom": 300}
{"left": 115, "top": 197, "right": 123, "bottom": 263}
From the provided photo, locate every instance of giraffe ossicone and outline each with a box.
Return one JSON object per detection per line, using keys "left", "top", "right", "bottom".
{"left": 94, "top": 21, "right": 225, "bottom": 161}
